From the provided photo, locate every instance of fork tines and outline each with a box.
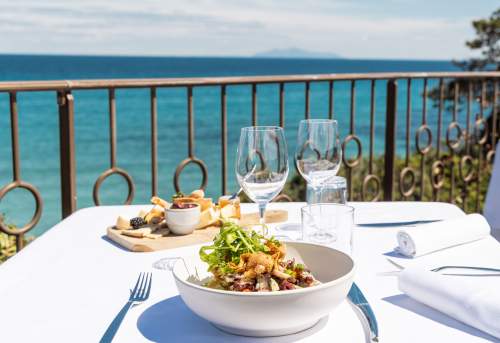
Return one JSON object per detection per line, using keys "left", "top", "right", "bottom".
{"left": 130, "top": 272, "right": 152, "bottom": 301}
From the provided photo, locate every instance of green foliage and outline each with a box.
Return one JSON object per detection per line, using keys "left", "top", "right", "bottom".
{"left": 458, "top": 8, "right": 500, "bottom": 71}
{"left": 0, "top": 215, "right": 32, "bottom": 263}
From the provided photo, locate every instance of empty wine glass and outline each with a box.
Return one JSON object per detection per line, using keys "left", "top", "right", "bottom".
{"left": 295, "top": 119, "right": 342, "bottom": 203}
{"left": 236, "top": 126, "right": 289, "bottom": 229}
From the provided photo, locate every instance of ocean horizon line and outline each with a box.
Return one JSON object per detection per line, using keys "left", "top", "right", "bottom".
{"left": 0, "top": 52, "right": 455, "bottom": 64}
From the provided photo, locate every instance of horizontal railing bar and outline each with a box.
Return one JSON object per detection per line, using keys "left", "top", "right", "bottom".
{"left": 1, "top": 72, "right": 499, "bottom": 92}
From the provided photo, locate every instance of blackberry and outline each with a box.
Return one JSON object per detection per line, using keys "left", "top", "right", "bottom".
{"left": 130, "top": 217, "right": 147, "bottom": 229}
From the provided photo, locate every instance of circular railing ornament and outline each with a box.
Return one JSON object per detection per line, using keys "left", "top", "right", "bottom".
{"left": 362, "top": 174, "right": 381, "bottom": 201}
{"left": 446, "top": 121, "right": 463, "bottom": 152}
{"left": 473, "top": 117, "right": 488, "bottom": 146}
{"left": 399, "top": 167, "right": 416, "bottom": 197}
{"left": 430, "top": 160, "right": 446, "bottom": 189}
{"left": 174, "top": 157, "right": 208, "bottom": 193}
{"left": 342, "top": 134, "right": 362, "bottom": 168}
{"left": 415, "top": 125, "right": 433, "bottom": 154}
{"left": 459, "top": 155, "right": 475, "bottom": 183}
{"left": 0, "top": 181, "right": 43, "bottom": 236}
{"left": 93, "top": 167, "right": 135, "bottom": 205}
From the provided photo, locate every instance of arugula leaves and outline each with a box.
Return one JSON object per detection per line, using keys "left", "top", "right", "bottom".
{"left": 199, "top": 221, "right": 278, "bottom": 274}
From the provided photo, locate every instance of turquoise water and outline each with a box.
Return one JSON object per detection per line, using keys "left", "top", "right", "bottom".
{"left": 0, "top": 55, "right": 464, "bottom": 237}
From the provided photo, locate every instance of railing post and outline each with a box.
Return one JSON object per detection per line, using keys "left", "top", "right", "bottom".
{"left": 58, "top": 91, "right": 77, "bottom": 218}
{"left": 384, "top": 80, "right": 397, "bottom": 201}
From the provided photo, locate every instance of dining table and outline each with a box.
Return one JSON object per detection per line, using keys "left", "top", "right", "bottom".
{"left": 0, "top": 201, "right": 498, "bottom": 342}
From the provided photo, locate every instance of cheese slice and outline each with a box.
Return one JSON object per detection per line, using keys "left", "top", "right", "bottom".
{"left": 121, "top": 228, "right": 152, "bottom": 238}
{"left": 220, "top": 204, "right": 238, "bottom": 219}
{"left": 196, "top": 198, "right": 213, "bottom": 211}
{"left": 196, "top": 207, "right": 219, "bottom": 229}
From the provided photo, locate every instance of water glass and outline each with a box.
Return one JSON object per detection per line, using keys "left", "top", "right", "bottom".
{"left": 301, "top": 203, "right": 354, "bottom": 254}
{"left": 307, "top": 176, "right": 347, "bottom": 204}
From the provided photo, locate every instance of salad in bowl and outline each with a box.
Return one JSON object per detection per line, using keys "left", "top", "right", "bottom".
{"left": 199, "top": 221, "right": 320, "bottom": 292}
{"left": 173, "top": 221, "right": 355, "bottom": 337}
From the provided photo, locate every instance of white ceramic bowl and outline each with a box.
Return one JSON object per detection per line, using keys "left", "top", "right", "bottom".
{"left": 166, "top": 204, "right": 201, "bottom": 235}
{"left": 173, "top": 241, "right": 355, "bottom": 337}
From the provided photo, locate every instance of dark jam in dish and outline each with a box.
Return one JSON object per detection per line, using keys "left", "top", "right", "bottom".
{"left": 171, "top": 203, "right": 197, "bottom": 209}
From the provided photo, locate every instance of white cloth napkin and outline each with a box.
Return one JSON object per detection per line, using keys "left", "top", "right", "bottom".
{"left": 399, "top": 267, "right": 500, "bottom": 339}
{"left": 396, "top": 214, "right": 490, "bottom": 257}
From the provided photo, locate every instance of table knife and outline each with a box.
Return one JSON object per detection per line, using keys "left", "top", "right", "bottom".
{"left": 348, "top": 282, "right": 379, "bottom": 342}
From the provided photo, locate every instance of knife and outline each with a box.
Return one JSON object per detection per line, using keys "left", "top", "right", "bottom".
{"left": 348, "top": 282, "right": 379, "bottom": 342}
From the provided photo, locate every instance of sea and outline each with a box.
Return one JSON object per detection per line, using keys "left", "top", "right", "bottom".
{"left": 0, "top": 55, "right": 465, "bottom": 237}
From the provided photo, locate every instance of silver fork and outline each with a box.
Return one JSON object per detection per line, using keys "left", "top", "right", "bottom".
{"left": 100, "top": 272, "right": 152, "bottom": 343}
{"left": 385, "top": 258, "right": 500, "bottom": 276}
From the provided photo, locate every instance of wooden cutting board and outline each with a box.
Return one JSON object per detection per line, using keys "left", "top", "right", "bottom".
{"left": 105, "top": 209, "right": 288, "bottom": 252}
{"left": 106, "top": 226, "right": 220, "bottom": 252}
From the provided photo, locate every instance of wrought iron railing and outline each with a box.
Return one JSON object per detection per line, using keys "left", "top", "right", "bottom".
{"left": 0, "top": 72, "right": 499, "bottom": 250}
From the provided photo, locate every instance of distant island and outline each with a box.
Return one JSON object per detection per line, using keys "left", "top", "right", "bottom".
{"left": 253, "top": 48, "right": 341, "bottom": 59}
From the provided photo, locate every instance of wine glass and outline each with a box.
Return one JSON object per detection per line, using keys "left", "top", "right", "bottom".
{"left": 295, "top": 119, "right": 342, "bottom": 203}
{"left": 236, "top": 126, "right": 289, "bottom": 229}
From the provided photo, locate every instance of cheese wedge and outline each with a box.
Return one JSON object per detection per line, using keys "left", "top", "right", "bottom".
{"left": 196, "top": 207, "right": 219, "bottom": 229}
{"left": 218, "top": 196, "right": 241, "bottom": 218}
{"left": 220, "top": 204, "right": 239, "bottom": 219}
{"left": 115, "top": 216, "right": 131, "bottom": 230}
{"left": 196, "top": 198, "right": 213, "bottom": 211}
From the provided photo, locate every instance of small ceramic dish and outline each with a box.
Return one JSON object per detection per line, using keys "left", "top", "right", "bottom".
{"left": 173, "top": 241, "right": 355, "bottom": 336}
{"left": 166, "top": 203, "right": 201, "bottom": 235}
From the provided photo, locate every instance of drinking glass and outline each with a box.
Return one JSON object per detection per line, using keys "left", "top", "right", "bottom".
{"left": 301, "top": 204, "right": 354, "bottom": 253}
{"left": 236, "top": 126, "right": 289, "bottom": 227}
{"left": 306, "top": 176, "right": 347, "bottom": 204}
{"left": 295, "top": 119, "right": 342, "bottom": 203}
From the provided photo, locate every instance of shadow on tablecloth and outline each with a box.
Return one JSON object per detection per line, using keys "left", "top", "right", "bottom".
{"left": 137, "top": 295, "right": 328, "bottom": 342}
{"left": 383, "top": 294, "right": 500, "bottom": 342}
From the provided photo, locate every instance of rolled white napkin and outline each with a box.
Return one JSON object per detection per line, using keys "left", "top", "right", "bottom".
{"left": 399, "top": 267, "right": 500, "bottom": 339}
{"left": 397, "top": 214, "right": 490, "bottom": 257}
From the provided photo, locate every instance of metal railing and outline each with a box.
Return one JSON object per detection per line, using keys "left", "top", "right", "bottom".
{"left": 0, "top": 71, "right": 499, "bottom": 250}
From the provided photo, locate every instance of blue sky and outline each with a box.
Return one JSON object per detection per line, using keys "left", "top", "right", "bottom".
{"left": 0, "top": 0, "right": 497, "bottom": 59}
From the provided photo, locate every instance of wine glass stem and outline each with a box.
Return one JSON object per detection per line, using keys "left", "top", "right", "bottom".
{"left": 258, "top": 203, "right": 266, "bottom": 224}
{"left": 258, "top": 203, "right": 268, "bottom": 236}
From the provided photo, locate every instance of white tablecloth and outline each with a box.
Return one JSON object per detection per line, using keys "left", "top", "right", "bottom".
{"left": 0, "top": 202, "right": 497, "bottom": 342}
